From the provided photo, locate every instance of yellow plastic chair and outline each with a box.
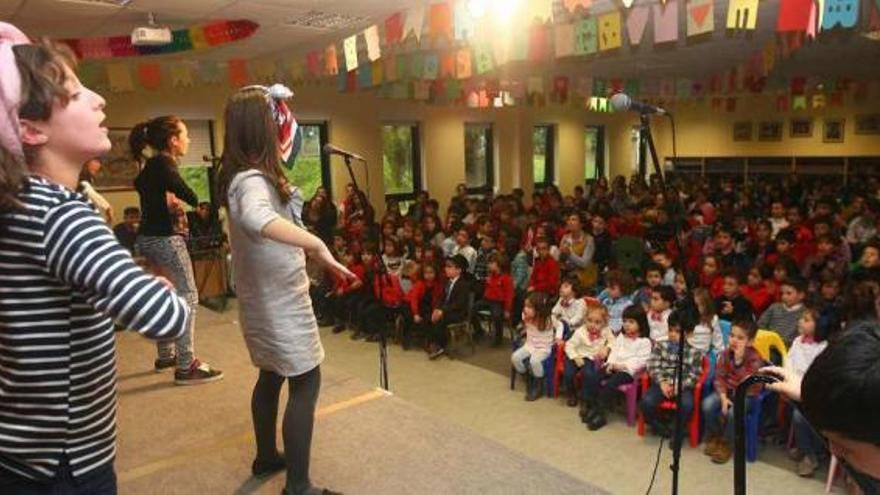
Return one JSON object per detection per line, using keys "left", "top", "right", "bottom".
{"left": 753, "top": 330, "right": 788, "bottom": 366}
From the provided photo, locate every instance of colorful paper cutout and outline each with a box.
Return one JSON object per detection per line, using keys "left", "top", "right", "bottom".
{"left": 404, "top": 5, "right": 426, "bottom": 41}
{"left": 325, "top": 45, "right": 339, "bottom": 75}
{"left": 227, "top": 59, "right": 249, "bottom": 87}
{"left": 555, "top": 23, "right": 575, "bottom": 57}
{"left": 364, "top": 25, "right": 381, "bottom": 62}
{"left": 170, "top": 64, "right": 194, "bottom": 88}
{"left": 574, "top": 17, "right": 598, "bottom": 55}
{"left": 653, "top": 1, "right": 679, "bottom": 43}
{"left": 626, "top": 6, "right": 651, "bottom": 46}
{"left": 385, "top": 13, "right": 404, "bottom": 45}
{"left": 305, "top": 51, "right": 320, "bottom": 77}
{"left": 456, "top": 49, "right": 472, "bottom": 79}
{"left": 440, "top": 53, "right": 456, "bottom": 78}
{"left": 343, "top": 35, "right": 358, "bottom": 72}
{"left": 687, "top": 0, "right": 714, "bottom": 36}
{"left": 474, "top": 44, "right": 494, "bottom": 74}
{"left": 384, "top": 55, "right": 398, "bottom": 82}
{"left": 598, "top": 11, "right": 622, "bottom": 51}
{"left": 726, "top": 0, "right": 759, "bottom": 30}
{"left": 777, "top": 0, "right": 814, "bottom": 32}
{"left": 423, "top": 53, "right": 440, "bottom": 80}
{"left": 430, "top": 2, "right": 453, "bottom": 40}
{"left": 137, "top": 63, "right": 161, "bottom": 90}
{"left": 528, "top": 24, "right": 549, "bottom": 61}
{"left": 821, "top": 0, "right": 859, "bottom": 30}
{"left": 454, "top": 2, "right": 475, "bottom": 40}
{"left": 357, "top": 62, "right": 372, "bottom": 88}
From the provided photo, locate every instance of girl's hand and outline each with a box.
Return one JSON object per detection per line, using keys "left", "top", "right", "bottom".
{"left": 312, "top": 246, "right": 356, "bottom": 281}
{"left": 574, "top": 357, "right": 585, "bottom": 368}
{"left": 759, "top": 366, "right": 802, "bottom": 402}
{"left": 721, "top": 395, "right": 733, "bottom": 415}
{"left": 414, "top": 314, "right": 423, "bottom": 324}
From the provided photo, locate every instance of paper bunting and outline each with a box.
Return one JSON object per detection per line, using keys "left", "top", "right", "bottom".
{"left": 563, "top": 0, "right": 592, "bottom": 13}
{"left": 364, "top": 25, "right": 381, "bottom": 62}
{"left": 288, "top": 59, "right": 305, "bottom": 83}
{"left": 371, "top": 59, "right": 384, "bottom": 86}
{"left": 726, "top": 0, "right": 759, "bottom": 30}
{"left": 447, "top": 80, "right": 463, "bottom": 101}
{"left": 812, "top": 94, "right": 826, "bottom": 109}
{"left": 227, "top": 59, "right": 249, "bottom": 87}
{"left": 305, "top": 51, "right": 320, "bottom": 77}
{"left": 384, "top": 55, "right": 399, "bottom": 82}
{"left": 792, "top": 95, "right": 807, "bottom": 110}
{"left": 593, "top": 78, "right": 607, "bottom": 97}
{"left": 414, "top": 81, "right": 431, "bottom": 101}
{"left": 170, "top": 64, "right": 194, "bottom": 88}
{"left": 552, "top": 76, "right": 570, "bottom": 103}
{"left": 423, "top": 53, "right": 440, "bottom": 80}
{"left": 430, "top": 2, "right": 453, "bottom": 40}
{"left": 474, "top": 45, "right": 494, "bottom": 74}
{"left": 574, "top": 17, "right": 598, "bottom": 55}
{"left": 107, "top": 64, "right": 133, "bottom": 92}
{"left": 791, "top": 77, "right": 807, "bottom": 95}
{"left": 454, "top": 2, "right": 475, "bottom": 40}
{"left": 653, "top": 1, "right": 679, "bottom": 44}
{"left": 404, "top": 5, "right": 426, "bottom": 41}
{"left": 391, "top": 82, "right": 409, "bottom": 99}
{"left": 137, "top": 63, "right": 161, "bottom": 90}
{"left": 575, "top": 77, "right": 593, "bottom": 98}
{"left": 357, "top": 63, "right": 373, "bottom": 88}
{"left": 625, "top": 79, "right": 640, "bottom": 96}
{"left": 456, "top": 49, "right": 473, "bottom": 79}
{"left": 626, "top": 6, "right": 651, "bottom": 46}
{"left": 109, "top": 36, "right": 138, "bottom": 57}
{"left": 777, "top": 0, "right": 814, "bottom": 32}
{"left": 196, "top": 60, "right": 224, "bottom": 85}
{"left": 386, "top": 13, "right": 403, "bottom": 45}
{"left": 822, "top": 0, "right": 859, "bottom": 30}
{"left": 554, "top": 23, "right": 575, "bottom": 57}
{"left": 598, "top": 11, "right": 622, "bottom": 51}
{"left": 396, "top": 56, "right": 408, "bottom": 81}
{"left": 344, "top": 35, "right": 358, "bottom": 72}
{"left": 466, "top": 90, "right": 479, "bottom": 108}
{"left": 189, "top": 26, "right": 209, "bottom": 50}
{"left": 325, "top": 45, "right": 339, "bottom": 75}
{"left": 776, "top": 94, "right": 789, "bottom": 111}
{"left": 528, "top": 24, "right": 549, "bottom": 61}
{"left": 409, "top": 54, "right": 425, "bottom": 80}
{"left": 439, "top": 53, "right": 456, "bottom": 78}
{"left": 725, "top": 97, "right": 737, "bottom": 112}
{"left": 687, "top": 0, "right": 714, "bottom": 36}
{"left": 430, "top": 79, "right": 447, "bottom": 102}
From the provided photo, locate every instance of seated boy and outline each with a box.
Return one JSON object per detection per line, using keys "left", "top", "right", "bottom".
{"left": 714, "top": 269, "right": 755, "bottom": 323}
{"left": 597, "top": 269, "right": 635, "bottom": 335}
{"left": 640, "top": 309, "right": 703, "bottom": 442}
{"left": 757, "top": 277, "right": 807, "bottom": 346}
{"left": 429, "top": 255, "right": 471, "bottom": 359}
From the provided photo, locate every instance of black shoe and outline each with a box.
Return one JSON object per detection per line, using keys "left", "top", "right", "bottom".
{"left": 526, "top": 376, "right": 543, "bottom": 402}
{"left": 154, "top": 356, "right": 176, "bottom": 373}
{"left": 587, "top": 413, "right": 607, "bottom": 431}
{"left": 252, "top": 455, "right": 285, "bottom": 477}
{"left": 365, "top": 333, "right": 380, "bottom": 343}
{"left": 332, "top": 325, "right": 346, "bottom": 334}
{"left": 350, "top": 331, "right": 365, "bottom": 341}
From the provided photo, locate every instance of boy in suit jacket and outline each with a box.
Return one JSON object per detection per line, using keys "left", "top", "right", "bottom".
{"left": 429, "top": 255, "right": 471, "bottom": 359}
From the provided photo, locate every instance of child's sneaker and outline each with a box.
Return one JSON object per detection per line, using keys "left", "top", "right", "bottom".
{"left": 703, "top": 435, "right": 721, "bottom": 456}
{"left": 154, "top": 356, "right": 176, "bottom": 373}
{"left": 174, "top": 359, "right": 224, "bottom": 385}
{"left": 797, "top": 455, "right": 819, "bottom": 477}
{"left": 711, "top": 441, "right": 733, "bottom": 464}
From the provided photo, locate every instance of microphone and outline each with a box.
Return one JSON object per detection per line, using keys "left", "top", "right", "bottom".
{"left": 323, "top": 143, "right": 365, "bottom": 162}
{"left": 610, "top": 92, "right": 668, "bottom": 116}
{"left": 202, "top": 154, "right": 221, "bottom": 163}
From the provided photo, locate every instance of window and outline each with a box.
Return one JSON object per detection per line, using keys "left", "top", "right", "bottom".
{"left": 178, "top": 119, "right": 216, "bottom": 208}
{"left": 382, "top": 123, "right": 422, "bottom": 200}
{"left": 585, "top": 126, "right": 605, "bottom": 180}
{"left": 533, "top": 125, "right": 555, "bottom": 188}
{"left": 282, "top": 122, "right": 331, "bottom": 199}
{"left": 464, "top": 124, "right": 494, "bottom": 193}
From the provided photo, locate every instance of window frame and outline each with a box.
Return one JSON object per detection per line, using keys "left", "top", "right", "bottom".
{"left": 584, "top": 125, "right": 606, "bottom": 180}
{"left": 381, "top": 122, "right": 423, "bottom": 202}
{"left": 296, "top": 120, "right": 332, "bottom": 197}
{"left": 533, "top": 124, "right": 556, "bottom": 190}
{"left": 464, "top": 123, "right": 495, "bottom": 195}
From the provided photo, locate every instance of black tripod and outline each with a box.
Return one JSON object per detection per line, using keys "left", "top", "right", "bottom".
{"left": 335, "top": 154, "right": 390, "bottom": 391}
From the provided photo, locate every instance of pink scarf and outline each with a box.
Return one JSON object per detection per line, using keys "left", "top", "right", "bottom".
{"left": 0, "top": 23, "right": 30, "bottom": 160}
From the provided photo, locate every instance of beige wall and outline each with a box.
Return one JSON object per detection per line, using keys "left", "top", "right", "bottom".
{"left": 100, "top": 86, "right": 880, "bottom": 219}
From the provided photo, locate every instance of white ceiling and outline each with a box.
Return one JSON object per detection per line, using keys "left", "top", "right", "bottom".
{"left": 3, "top": 0, "right": 879, "bottom": 80}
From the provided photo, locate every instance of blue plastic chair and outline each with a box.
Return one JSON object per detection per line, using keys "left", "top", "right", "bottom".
{"left": 718, "top": 319, "right": 732, "bottom": 348}
{"left": 509, "top": 339, "right": 556, "bottom": 398}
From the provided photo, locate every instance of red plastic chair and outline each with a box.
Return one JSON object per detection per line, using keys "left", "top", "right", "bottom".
{"left": 637, "top": 355, "right": 711, "bottom": 448}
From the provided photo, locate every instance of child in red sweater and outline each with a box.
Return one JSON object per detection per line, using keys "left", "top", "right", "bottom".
{"left": 331, "top": 251, "right": 365, "bottom": 333}
{"left": 529, "top": 238, "right": 560, "bottom": 297}
{"left": 477, "top": 253, "right": 514, "bottom": 346}
{"left": 406, "top": 263, "right": 443, "bottom": 350}
{"left": 741, "top": 266, "right": 773, "bottom": 316}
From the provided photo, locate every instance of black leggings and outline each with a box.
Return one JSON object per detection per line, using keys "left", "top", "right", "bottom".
{"left": 251, "top": 366, "right": 321, "bottom": 495}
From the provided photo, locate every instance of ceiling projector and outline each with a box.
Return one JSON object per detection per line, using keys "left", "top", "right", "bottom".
{"left": 131, "top": 25, "right": 172, "bottom": 46}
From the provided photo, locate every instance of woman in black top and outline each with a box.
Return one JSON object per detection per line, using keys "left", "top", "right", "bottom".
{"left": 130, "top": 116, "right": 223, "bottom": 385}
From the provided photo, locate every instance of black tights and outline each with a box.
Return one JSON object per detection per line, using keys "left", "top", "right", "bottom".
{"left": 251, "top": 366, "right": 321, "bottom": 495}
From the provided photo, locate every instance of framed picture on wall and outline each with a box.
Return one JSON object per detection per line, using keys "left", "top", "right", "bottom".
{"left": 855, "top": 114, "right": 880, "bottom": 135}
{"left": 758, "top": 121, "right": 783, "bottom": 142}
{"left": 790, "top": 118, "right": 813, "bottom": 138}
{"left": 93, "top": 128, "right": 140, "bottom": 191}
{"left": 823, "top": 118, "right": 845, "bottom": 143}
{"left": 733, "top": 121, "right": 752, "bottom": 142}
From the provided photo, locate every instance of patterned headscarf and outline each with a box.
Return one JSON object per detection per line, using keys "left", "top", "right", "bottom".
{"left": 240, "top": 83, "right": 302, "bottom": 169}
{"left": 0, "top": 22, "right": 31, "bottom": 161}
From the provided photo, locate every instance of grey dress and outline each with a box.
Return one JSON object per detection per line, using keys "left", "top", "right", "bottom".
{"left": 227, "top": 169, "right": 324, "bottom": 377}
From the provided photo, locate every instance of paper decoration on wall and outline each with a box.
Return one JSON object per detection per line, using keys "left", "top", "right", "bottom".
{"left": 404, "top": 5, "right": 426, "bottom": 41}
{"left": 454, "top": 2, "right": 475, "bottom": 40}
{"left": 409, "top": 54, "right": 424, "bottom": 80}
{"left": 288, "top": 59, "right": 304, "bottom": 83}
{"left": 776, "top": 94, "right": 789, "bottom": 111}
{"left": 598, "top": 11, "right": 622, "bottom": 51}
{"left": 396, "top": 56, "right": 408, "bottom": 80}
{"left": 563, "top": 0, "right": 592, "bottom": 12}
{"left": 791, "top": 77, "right": 807, "bottom": 95}
{"left": 414, "top": 81, "right": 431, "bottom": 100}
{"left": 555, "top": 23, "right": 575, "bottom": 57}
{"left": 727, "top": 0, "right": 758, "bottom": 30}
{"left": 574, "top": 17, "right": 598, "bottom": 55}
{"left": 305, "top": 51, "right": 320, "bottom": 77}
{"left": 440, "top": 53, "right": 456, "bottom": 77}
{"left": 227, "top": 59, "right": 249, "bottom": 87}
{"left": 552, "top": 76, "right": 570, "bottom": 103}
{"left": 196, "top": 60, "right": 223, "bottom": 85}
{"left": 358, "top": 62, "right": 373, "bottom": 88}
{"left": 474, "top": 44, "right": 494, "bottom": 74}
{"left": 687, "top": 0, "right": 714, "bottom": 36}
{"left": 622, "top": 0, "right": 636, "bottom": 8}
{"left": 325, "top": 45, "right": 339, "bottom": 75}
{"left": 593, "top": 78, "right": 607, "bottom": 96}
{"left": 653, "top": 1, "right": 679, "bottom": 44}
{"left": 391, "top": 82, "right": 409, "bottom": 99}
{"left": 384, "top": 55, "right": 398, "bottom": 82}
{"left": 575, "top": 77, "right": 593, "bottom": 97}
{"left": 170, "top": 64, "right": 194, "bottom": 88}
{"left": 777, "top": 0, "right": 814, "bottom": 32}
{"left": 821, "top": 0, "right": 859, "bottom": 30}
{"left": 423, "top": 53, "right": 440, "bottom": 80}
{"left": 626, "top": 6, "right": 651, "bottom": 46}
{"left": 107, "top": 64, "right": 133, "bottom": 92}
{"left": 364, "top": 25, "right": 381, "bottom": 62}
{"left": 725, "top": 97, "right": 737, "bottom": 112}
{"left": 528, "top": 24, "right": 549, "bottom": 61}
{"left": 430, "top": 2, "right": 453, "bottom": 40}
{"left": 343, "top": 35, "right": 358, "bottom": 72}
{"left": 188, "top": 26, "right": 209, "bottom": 50}
{"left": 456, "top": 49, "right": 473, "bottom": 79}
{"left": 528, "top": 76, "right": 544, "bottom": 96}
{"left": 251, "top": 59, "right": 277, "bottom": 83}
{"left": 136, "top": 63, "right": 161, "bottom": 90}
{"left": 447, "top": 79, "right": 463, "bottom": 101}
{"left": 812, "top": 94, "right": 826, "bottom": 109}
{"left": 625, "top": 78, "right": 640, "bottom": 96}
{"left": 792, "top": 95, "right": 807, "bottom": 110}
{"left": 385, "top": 14, "right": 403, "bottom": 46}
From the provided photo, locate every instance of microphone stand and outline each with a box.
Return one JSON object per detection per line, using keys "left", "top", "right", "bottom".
{"left": 734, "top": 374, "right": 779, "bottom": 495}
{"left": 336, "top": 154, "right": 390, "bottom": 391}
{"left": 637, "top": 109, "right": 688, "bottom": 495}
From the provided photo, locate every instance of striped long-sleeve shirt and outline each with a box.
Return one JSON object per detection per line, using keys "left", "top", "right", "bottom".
{"left": 0, "top": 176, "right": 189, "bottom": 482}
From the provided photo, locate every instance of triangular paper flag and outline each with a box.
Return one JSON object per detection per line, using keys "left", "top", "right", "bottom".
{"left": 440, "top": 53, "right": 456, "bottom": 78}
{"left": 196, "top": 60, "right": 223, "bottom": 85}
{"left": 598, "top": 11, "right": 623, "bottom": 51}
{"left": 409, "top": 54, "right": 424, "bottom": 80}
{"left": 344, "top": 35, "right": 358, "bottom": 72}
{"left": 812, "top": 94, "right": 826, "bottom": 109}
{"left": 325, "top": 45, "right": 339, "bottom": 75}
{"left": 414, "top": 80, "right": 431, "bottom": 100}
{"left": 653, "top": 0, "right": 679, "bottom": 44}
{"left": 430, "top": 2, "right": 453, "bottom": 40}
{"left": 385, "top": 13, "right": 404, "bottom": 45}
{"left": 170, "top": 64, "right": 194, "bottom": 88}
{"left": 454, "top": 2, "right": 475, "bottom": 40}
{"left": 821, "top": 0, "right": 858, "bottom": 30}
{"left": 474, "top": 44, "right": 494, "bottom": 74}
{"left": 777, "top": 0, "right": 813, "bottom": 32}
{"left": 227, "top": 59, "right": 249, "bottom": 87}
{"left": 357, "top": 63, "right": 373, "bottom": 88}
{"left": 528, "top": 24, "right": 549, "bottom": 61}
{"left": 555, "top": 23, "right": 575, "bottom": 57}
{"left": 364, "top": 25, "right": 381, "bottom": 62}
{"left": 456, "top": 49, "right": 472, "bottom": 79}
{"left": 574, "top": 17, "right": 598, "bottom": 55}
{"left": 423, "top": 53, "right": 439, "bottom": 80}
{"left": 404, "top": 5, "right": 426, "bottom": 41}
{"left": 384, "top": 55, "right": 399, "bottom": 82}
{"left": 137, "top": 63, "right": 162, "bottom": 90}
{"left": 564, "top": 0, "right": 592, "bottom": 13}
{"left": 792, "top": 95, "right": 807, "bottom": 110}
{"left": 626, "top": 6, "right": 651, "bottom": 46}
{"left": 687, "top": 0, "right": 714, "bottom": 36}
{"left": 726, "top": 0, "right": 759, "bottom": 30}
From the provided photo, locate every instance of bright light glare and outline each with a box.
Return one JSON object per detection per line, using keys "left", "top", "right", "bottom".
{"left": 469, "top": 0, "right": 522, "bottom": 23}
{"left": 467, "top": 0, "right": 487, "bottom": 18}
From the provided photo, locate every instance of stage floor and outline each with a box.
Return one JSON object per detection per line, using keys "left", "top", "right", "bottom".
{"left": 114, "top": 301, "right": 830, "bottom": 494}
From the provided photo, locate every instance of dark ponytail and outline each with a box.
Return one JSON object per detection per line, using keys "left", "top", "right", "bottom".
{"left": 128, "top": 115, "right": 181, "bottom": 160}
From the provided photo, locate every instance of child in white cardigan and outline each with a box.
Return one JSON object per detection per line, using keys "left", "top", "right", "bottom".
{"left": 552, "top": 276, "right": 587, "bottom": 342}
{"left": 584, "top": 305, "right": 652, "bottom": 431}
{"left": 563, "top": 305, "right": 614, "bottom": 414}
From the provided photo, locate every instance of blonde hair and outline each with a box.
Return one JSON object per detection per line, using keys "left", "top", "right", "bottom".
{"left": 586, "top": 303, "right": 609, "bottom": 324}
{"left": 693, "top": 287, "right": 716, "bottom": 325}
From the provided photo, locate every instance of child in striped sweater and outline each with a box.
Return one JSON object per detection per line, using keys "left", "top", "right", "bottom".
{"left": 512, "top": 292, "right": 555, "bottom": 401}
{"left": 757, "top": 277, "right": 807, "bottom": 346}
